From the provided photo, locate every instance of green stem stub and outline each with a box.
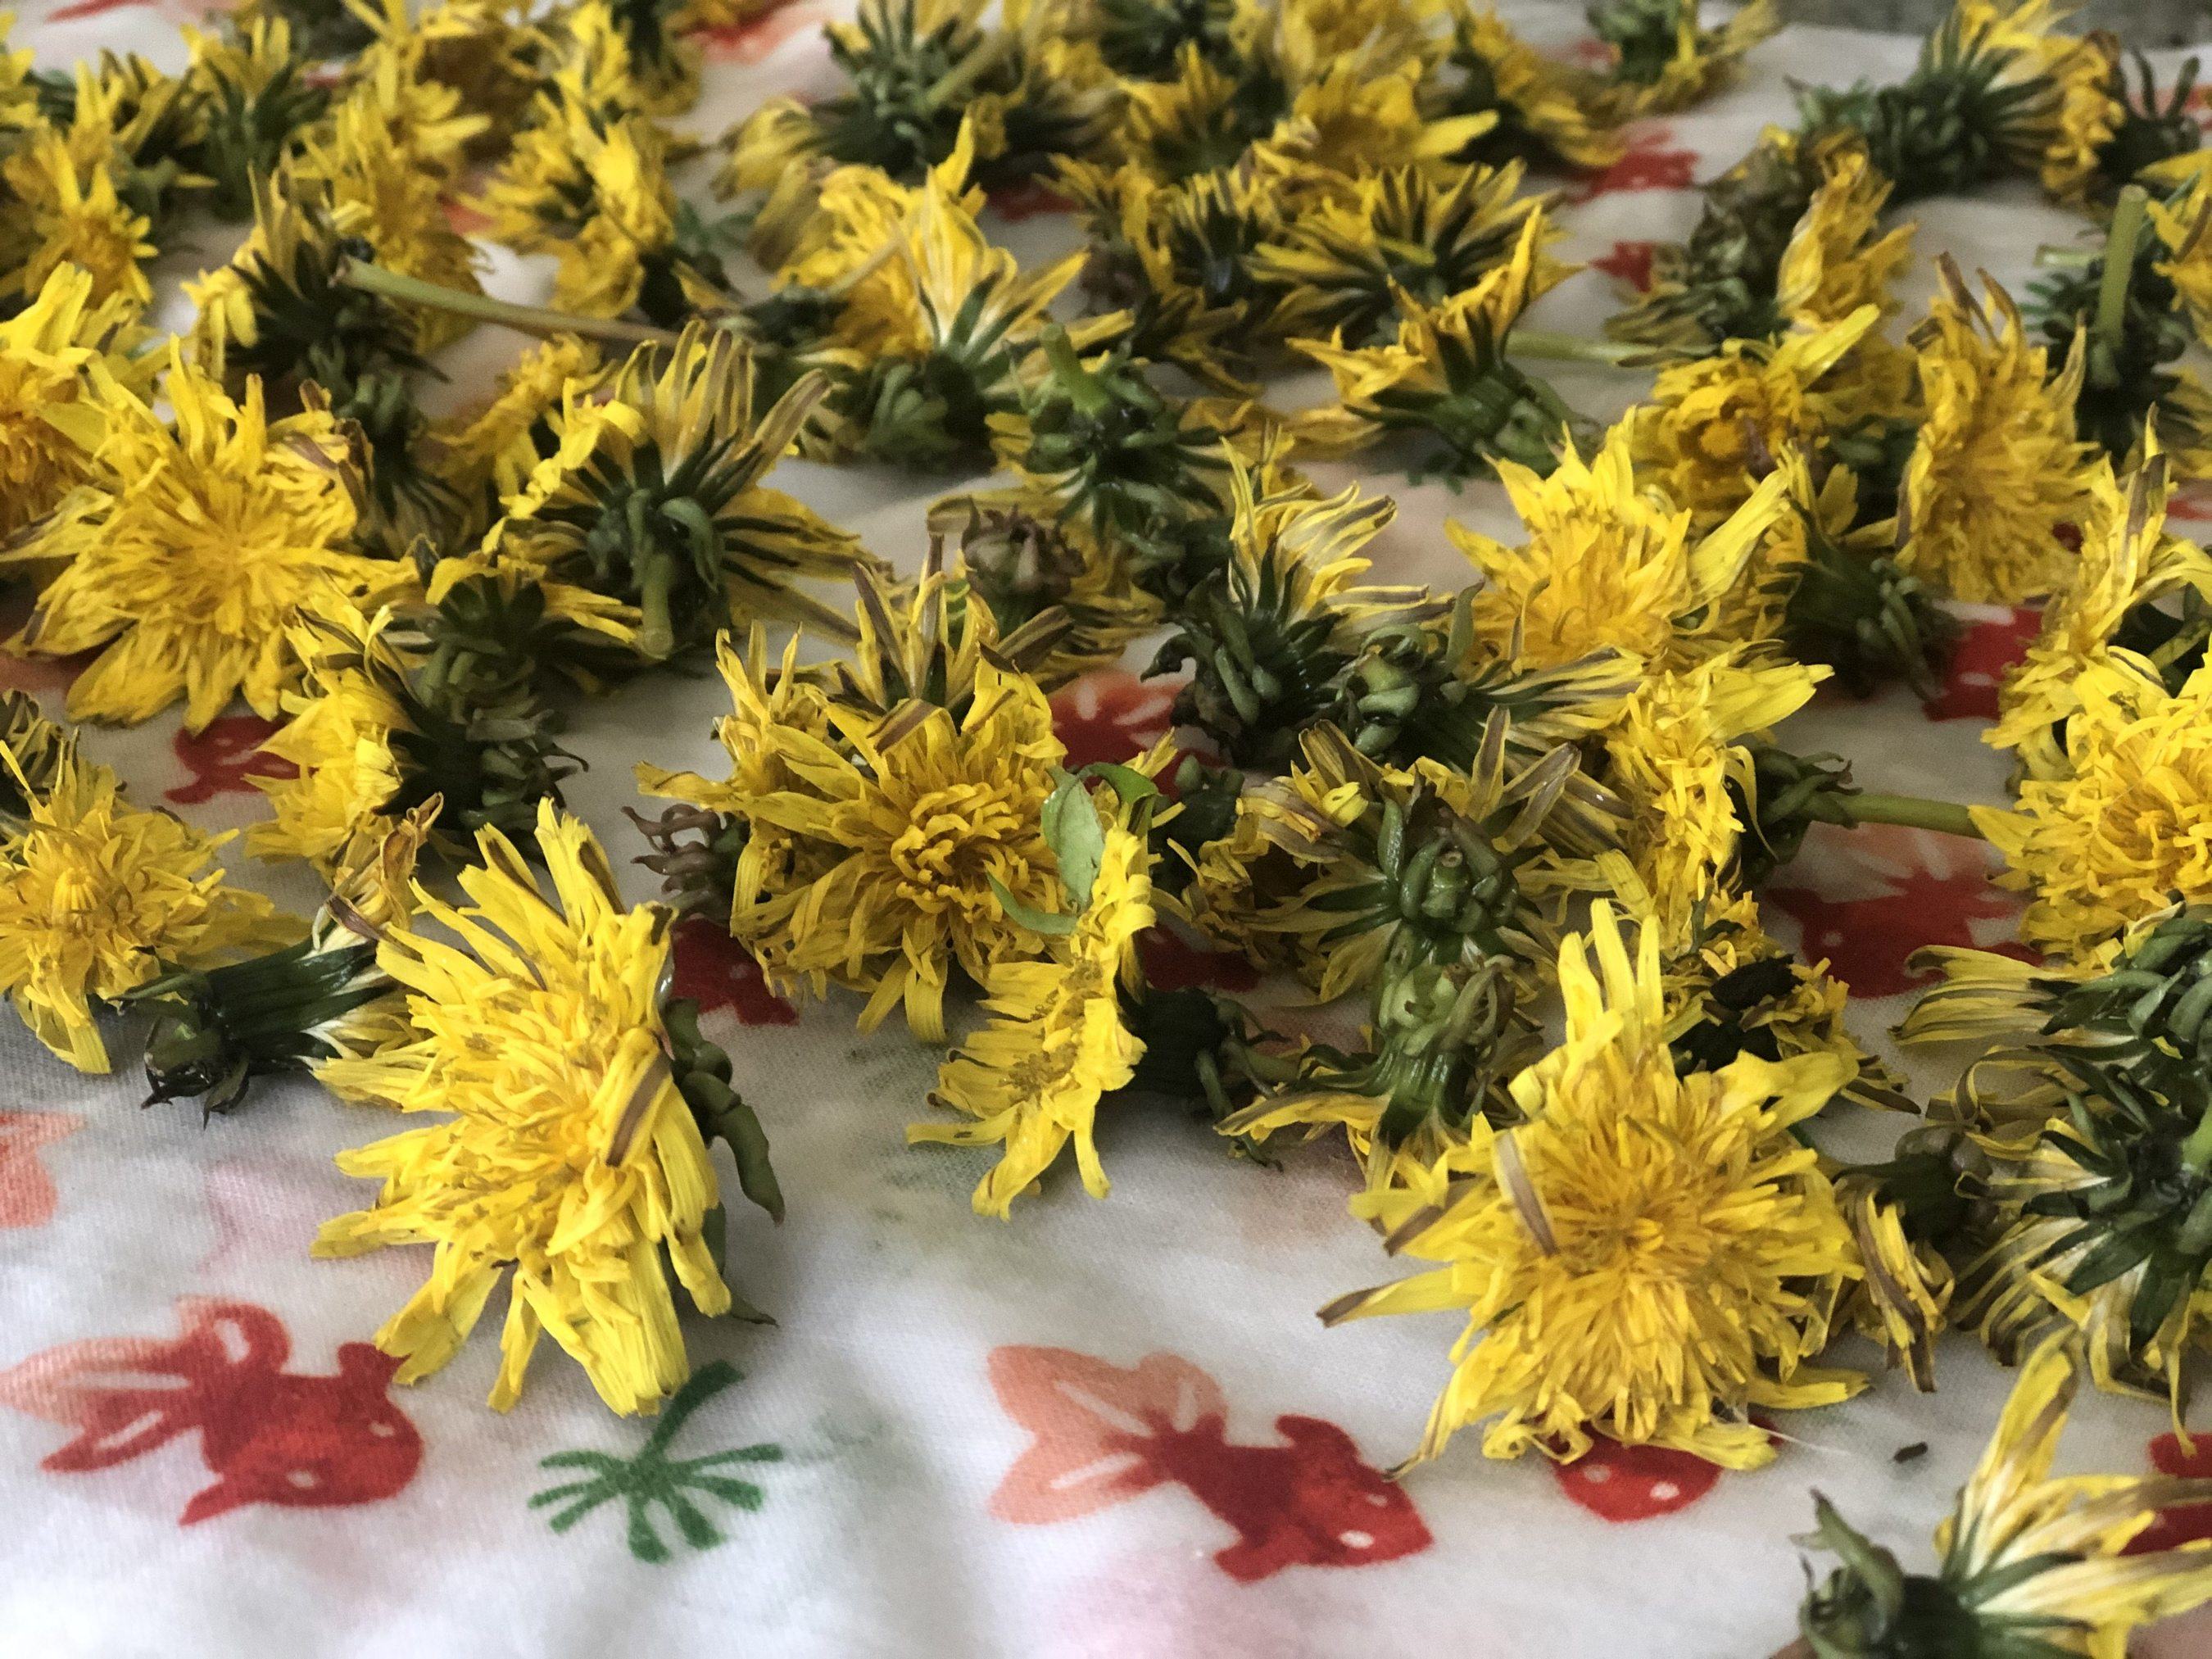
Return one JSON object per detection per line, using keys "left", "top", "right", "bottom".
{"left": 1838, "top": 791, "right": 1986, "bottom": 840}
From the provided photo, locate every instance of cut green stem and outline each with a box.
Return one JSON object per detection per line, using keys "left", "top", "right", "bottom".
{"left": 1507, "top": 329, "right": 1650, "bottom": 367}
{"left": 2092, "top": 185, "right": 2149, "bottom": 381}
{"left": 336, "top": 259, "right": 682, "bottom": 349}
{"left": 637, "top": 555, "right": 679, "bottom": 660}
{"left": 2183, "top": 1105, "right": 2212, "bottom": 1175}
{"left": 1837, "top": 791, "right": 1985, "bottom": 840}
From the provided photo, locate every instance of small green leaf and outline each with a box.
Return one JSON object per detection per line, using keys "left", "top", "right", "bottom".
{"left": 1040, "top": 771, "right": 1105, "bottom": 909}
{"left": 989, "top": 874, "right": 1075, "bottom": 936}
{"left": 1081, "top": 762, "right": 1160, "bottom": 805}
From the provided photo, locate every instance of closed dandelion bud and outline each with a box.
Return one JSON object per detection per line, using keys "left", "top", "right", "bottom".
{"left": 184, "top": 18, "right": 332, "bottom": 222}
{"left": 1151, "top": 468, "right": 1430, "bottom": 772}
{"left": 1797, "top": 0, "right": 2073, "bottom": 205}
{"left": 999, "top": 328, "right": 1231, "bottom": 545}
{"left": 1607, "top": 137, "right": 1819, "bottom": 351}
{"left": 1234, "top": 723, "right": 1597, "bottom": 1004}
{"left": 1730, "top": 739, "right": 1857, "bottom": 886}
{"left": 1777, "top": 507, "right": 1956, "bottom": 699}
{"left": 1218, "top": 956, "right": 1536, "bottom": 1192}
{"left": 931, "top": 496, "right": 1157, "bottom": 687}
{"left": 2028, "top": 188, "right": 2210, "bottom": 469}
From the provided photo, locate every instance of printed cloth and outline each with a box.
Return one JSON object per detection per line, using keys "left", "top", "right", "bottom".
{"left": 2, "top": 5, "right": 2210, "bottom": 1656}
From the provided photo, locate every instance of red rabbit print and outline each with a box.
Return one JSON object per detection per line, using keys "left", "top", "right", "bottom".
{"left": 1552, "top": 1436, "right": 1724, "bottom": 1522}
{"left": 987, "top": 1346, "right": 1430, "bottom": 1583}
{"left": 1767, "top": 823, "right": 2028, "bottom": 999}
{"left": 989, "top": 181, "right": 1077, "bottom": 221}
{"left": 1921, "top": 605, "right": 2041, "bottom": 723}
{"left": 1591, "top": 240, "right": 1657, "bottom": 292}
{"left": 1049, "top": 671, "right": 1182, "bottom": 772}
{"left": 165, "top": 714, "right": 292, "bottom": 805}
{"left": 0, "top": 1298, "right": 421, "bottom": 1525}
{"left": 691, "top": 1, "right": 821, "bottom": 62}
{"left": 1567, "top": 127, "right": 1698, "bottom": 202}
{"left": 2127, "top": 1432, "right": 2212, "bottom": 1553}
{"left": 672, "top": 916, "right": 799, "bottom": 1025}
{"left": 0, "top": 1111, "right": 82, "bottom": 1230}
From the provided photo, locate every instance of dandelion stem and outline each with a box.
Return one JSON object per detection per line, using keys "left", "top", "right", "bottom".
{"left": 335, "top": 260, "right": 683, "bottom": 349}
{"left": 1837, "top": 792, "right": 1985, "bottom": 840}
{"left": 2092, "top": 185, "right": 2149, "bottom": 381}
{"left": 1507, "top": 329, "right": 1648, "bottom": 367}
{"left": 637, "top": 556, "right": 679, "bottom": 661}
{"left": 1041, "top": 327, "right": 1112, "bottom": 416}
{"left": 2033, "top": 244, "right": 2097, "bottom": 269}
{"left": 923, "top": 30, "right": 1013, "bottom": 110}
{"left": 2182, "top": 1107, "right": 2212, "bottom": 1175}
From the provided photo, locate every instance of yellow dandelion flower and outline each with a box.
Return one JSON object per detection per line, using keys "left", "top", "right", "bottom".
{"left": 910, "top": 810, "right": 1154, "bottom": 1217}
{"left": 1897, "top": 265, "right": 2098, "bottom": 603}
{"left": 1588, "top": 0, "right": 1778, "bottom": 120}
{"left": 431, "top": 334, "right": 605, "bottom": 514}
{"left": 0, "top": 262, "right": 146, "bottom": 539}
{"left": 2152, "top": 180, "right": 2212, "bottom": 352}
{"left": 636, "top": 627, "right": 841, "bottom": 927}
{"left": 1773, "top": 137, "right": 1915, "bottom": 335}
{"left": 0, "top": 752, "right": 288, "bottom": 1071}
{"left": 1294, "top": 214, "right": 1579, "bottom": 477}
{"left": 2, "top": 347, "right": 397, "bottom": 732}
{"left": 290, "top": 108, "right": 488, "bottom": 353}
{"left": 1600, "top": 653, "right": 1827, "bottom": 953}
{"left": 2038, "top": 30, "right": 2126, "bottom": 205}
{"left": 0, "top": 134, "right": 156, "bottom": 310}
{"left": 475, "top": 94, "right": 679, "bottom": 320}
{"left": 1252, "top": 160, "right": 1553, "bottom": 345}
{"left": 0, "top": 12, "right": 34, "bottom": 131}
{"left": 323, "top": 0, "right": 494, "bottom": 177}
{"left": 1991, "top": 446, "right": 2212, "bottom": 768}
{"left": 707, "top": 654, "right": 1067, "bottom": 1042}
{"left": 1258, "top": 58, "right": 1494, "bottom": 180}
{"left": 1438, "top": 5, "right": 1623, "bottom": 172}
{"left": 1801, "top": 1337, "right": 2212, "bottom": 1653}
{"left": 1977, "top": 660, "right": 2212, "bottom": 957}
{"left": 1325, "top": 900, "right": 1861, "bottom": 1470}
{"left": 247, "top": 596, "right": 415, "bottom": 873}
{"left": 456, "top": 325, "right": 871, "bottom": 660}
{"left": 1633, "top": 304, "right": 1881, "bottom": 526}
{"left": 1448, "top": 411, "right": 1791, "bottom": 673}
{"left": 313, "top": 805, "right": 737, "bottom": 1415}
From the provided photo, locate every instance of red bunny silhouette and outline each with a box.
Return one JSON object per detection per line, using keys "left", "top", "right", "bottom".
{"left": 0, "top": 1298, "right": 421, "bottom": 1525}
{"left": 1922, "top": 605, "right": 2042, "bottom": 723}
{"left": 0, "top": 1111, "right": 82, "bottom": 1230}
{"left": 1567, "top": 127, "right": 1698, "bottom": 202}
{"left": 988, "top": 1346, "right": 1430, "bottom": 1583}
{"left": 671, "top": 916, "right": 799, "bottom": 1025}
{"left": 1592, "top": 240, "right": 1657, "bottom": 293}
{"left": 165, "top": 715, "right": 292, "bottom": 805}
{"left": 1768, "top": 823, "right": 2028, "bottom": 999}
{"left": 691, "top": 1, "right": 820, "bottom": 63}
